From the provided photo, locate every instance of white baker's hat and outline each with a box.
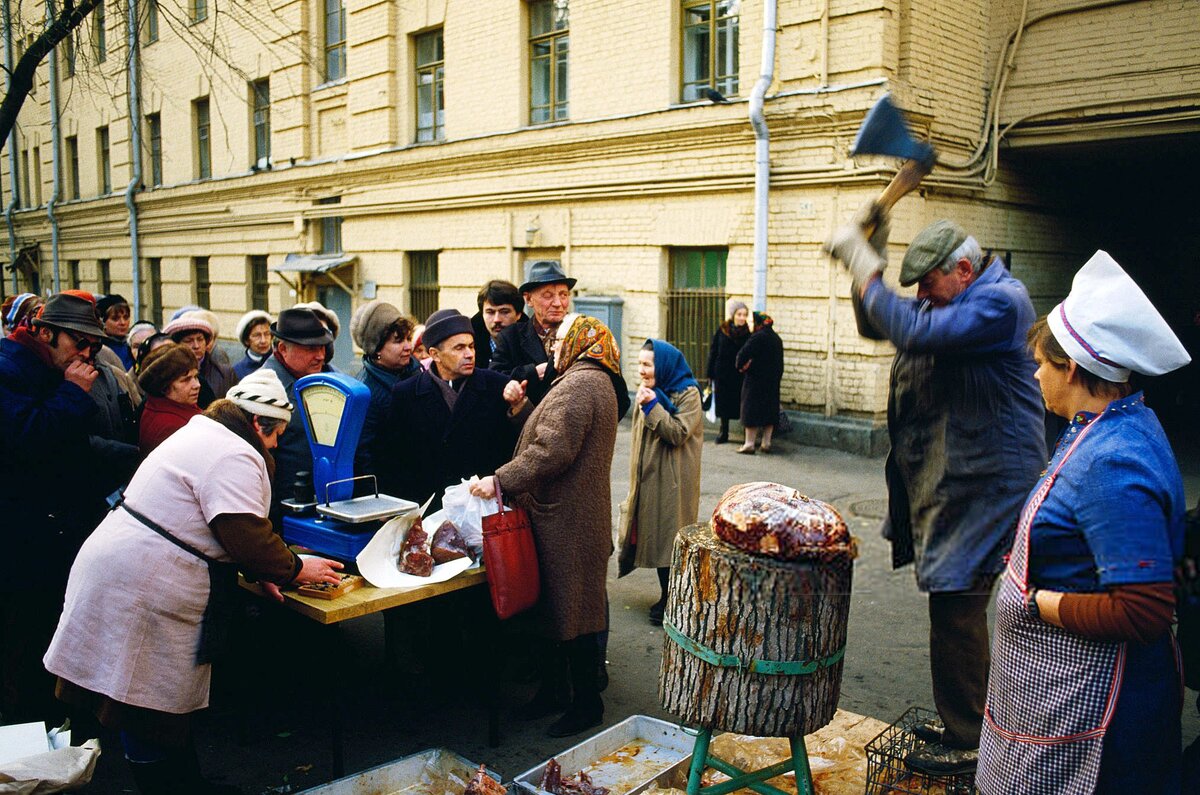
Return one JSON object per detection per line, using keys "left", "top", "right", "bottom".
{"left": 1047, "top": 250, "right": 1190, "bottom": 383}
{"left": 227, "top": 368, "right": 294, "bottom": 423}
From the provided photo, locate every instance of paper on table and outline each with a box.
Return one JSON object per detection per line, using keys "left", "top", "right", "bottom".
{"left": 356, "top": 494, "right": 474, "bottom": 589}
{"left": 0, "top": 722, "right": 49, "bottom": 765}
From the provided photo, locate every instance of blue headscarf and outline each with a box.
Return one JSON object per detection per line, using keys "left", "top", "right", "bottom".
{"left": 647, "top": 339, "right": 700, "bottom": 414}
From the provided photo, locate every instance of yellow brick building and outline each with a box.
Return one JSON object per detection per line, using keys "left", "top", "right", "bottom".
{"left": 4, "top": 0, "right": 1198, "bottom": 452}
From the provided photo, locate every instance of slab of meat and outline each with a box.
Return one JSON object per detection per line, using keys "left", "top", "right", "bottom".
{"left": 537, "top": 759, "right": 609, "bottom": 795}
{"left": 431, "top": 520, "right": 472, "bottom": 564}
{"left": 712, "top": 481, "right": 857, "bottom": 563}
{"left": 465, "top": 765, "right": 506, "bottom": 795}
{"left": 400, "top": 519, "right": 435, "bottom": 576}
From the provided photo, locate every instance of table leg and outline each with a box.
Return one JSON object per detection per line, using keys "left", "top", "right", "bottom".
{"left": 789, "top": 736, "right": 814, "bottom": 795}
{"left": 686, "top": 728, "right": 712, "bottom": 795}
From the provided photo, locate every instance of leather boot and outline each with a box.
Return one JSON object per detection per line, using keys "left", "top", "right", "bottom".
{"left": 127, "top": 758, "right": 174, "bottom": 795}
{"left": 518, "top": 641, "right": 571, "bottom": 720}
{"left": 175, "top": 743, "right": 243, "bottom": 795}
{"left": 547, "top": 634, "right": 604, "bottom": 738}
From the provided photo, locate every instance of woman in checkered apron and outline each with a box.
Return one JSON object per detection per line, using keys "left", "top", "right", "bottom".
{"left": 977, "top": 252, "right": 1190, "bottom": 794}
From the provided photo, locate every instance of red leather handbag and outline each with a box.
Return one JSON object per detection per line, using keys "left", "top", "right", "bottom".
{"left": 481, "top": 477, "right": 541, "bottom": 619}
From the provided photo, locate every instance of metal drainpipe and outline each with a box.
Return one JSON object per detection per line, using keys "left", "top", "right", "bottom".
{"left": 125, "top": 0, "right": 142, "bottom": 317}
{"left": 3, "top": 0, "right": 18, "bottom": 294}
{"left": 46, "top": 0, "right": 61, "bottom": 291}
{"left": 749, "top": 0, "right": 777, "bottom": 312}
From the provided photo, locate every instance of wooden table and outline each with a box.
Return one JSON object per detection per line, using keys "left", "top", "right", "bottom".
{"left": 239, "top": 567, "right": 494, "bottom": 776}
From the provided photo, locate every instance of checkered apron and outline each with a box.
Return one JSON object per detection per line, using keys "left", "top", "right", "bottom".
{"left": 977, "top": 419, "right": 1125, "bottom": 795}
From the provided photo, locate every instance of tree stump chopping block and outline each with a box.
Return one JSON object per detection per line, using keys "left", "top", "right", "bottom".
{"left": 659, "top": 523, "right": 853, "bottom": 737}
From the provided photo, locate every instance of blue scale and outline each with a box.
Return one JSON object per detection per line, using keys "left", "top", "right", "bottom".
{"left": 281, "top": 372, "right": 417, "bottom": 561}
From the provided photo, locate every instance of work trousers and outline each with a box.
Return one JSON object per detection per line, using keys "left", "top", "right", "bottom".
{"left": 928, "top": 578, "right": 996, "bottom": 749}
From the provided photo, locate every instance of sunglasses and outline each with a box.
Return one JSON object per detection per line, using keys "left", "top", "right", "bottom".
{"left": 60, "top": 328, "right": 103, "bottom": 356}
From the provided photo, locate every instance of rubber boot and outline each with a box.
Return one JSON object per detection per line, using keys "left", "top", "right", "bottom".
{"left": 518, "top": 641, "right": 571, "bottom": 719}
{"left": 547, "top": 634, "right": 604, "bottom": 738}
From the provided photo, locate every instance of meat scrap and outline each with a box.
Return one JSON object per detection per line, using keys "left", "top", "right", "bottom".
{"left": 400, "top": 519, "right": 436, "bottom": 577}
{"left": 431, "top": 520, "right": 472, "bottom": 564}
{"left": 464, "top": 765, "right": 506, "bottom": 795}
{"left": 537, "top": 759, "right": 609, "bottom": 795}
{"left": 712, "top": 481, "right": 857, "bottom": 563}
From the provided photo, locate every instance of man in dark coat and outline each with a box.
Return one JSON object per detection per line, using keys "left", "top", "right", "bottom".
{"left": 377, "top": 309, "right": 523, "bottom": 510}
{"left": 0, "top": 293, "right": 109, "bottom": 723}
{"left": 470, "top": 279, "right": 526, "bottom": 370}
{"left": 828, "top": 214, "right": 1045, "bottom": 775}
{"left": 489, "top": 261, "right": 575, "bottom": 405}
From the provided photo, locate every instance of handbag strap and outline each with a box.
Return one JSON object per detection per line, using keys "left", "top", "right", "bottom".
{"left": 115, "top": 497, "right": 220, "bottom": 565}
{"left": 493, "top": 476, "right": 508, "bottom": 514}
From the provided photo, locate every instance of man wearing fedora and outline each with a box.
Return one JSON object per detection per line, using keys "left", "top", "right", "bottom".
{"left": 490, "top": 260, "right": 575, "bottom": 406}
{"left": 262, "top": 307, "right": 335, "bottom": 521}
{"left": 827, "top": 214, "right": 1045, "bottom": 775}
{"left": 0, "top": 293, "right": 111, "bottom": 723}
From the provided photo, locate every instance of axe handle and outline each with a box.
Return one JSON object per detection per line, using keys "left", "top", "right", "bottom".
{"left": 862, "top": 159, "right": 934, "bottom": 238}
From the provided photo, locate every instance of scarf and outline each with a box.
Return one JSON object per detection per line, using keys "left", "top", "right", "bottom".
{"left": 646, "top": 339, "right": 699, "bottom": 414}
{"left": 7, "top": 326, "right": 56, "bottom": 369}
{"left": 557, "top": 315, "right": 631, "bottom": 420}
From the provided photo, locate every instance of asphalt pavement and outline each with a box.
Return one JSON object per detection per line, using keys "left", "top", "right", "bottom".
{"left": 71, "top": 418, "right": 1200, "bottom": 793}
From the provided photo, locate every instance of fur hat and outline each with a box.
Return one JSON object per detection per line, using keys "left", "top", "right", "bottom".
{"left": 350, "top": 300, "right": 402, "bottom": 354}
{"left": 294, "top": 301, "right": 340, "bottom": 338}
{"left": 235, "top": 310, "right": 273, "bottom": 346}
{"left": 137, "top": 343, "right": 199, "bottom": 397}
{"left": 227, "top": 368, "right": 293, "bottom": 423}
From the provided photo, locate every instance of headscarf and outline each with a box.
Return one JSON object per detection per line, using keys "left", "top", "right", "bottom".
{"left": 646, "top": 339, "right": 699, "bottom": 414}
{"left": 556, "top": 315, "right": 631, "bottom": 420}
{"left": 752, "top": 311, "right": 773, "bottom": 329}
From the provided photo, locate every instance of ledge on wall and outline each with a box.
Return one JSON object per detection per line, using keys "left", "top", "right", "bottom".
{"left": 785, "top": 411, "right": 889, "bottom": 458}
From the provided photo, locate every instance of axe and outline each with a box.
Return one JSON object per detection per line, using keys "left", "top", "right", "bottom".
{"left": 845, "top": 94, "right": 937, "bottom": 338}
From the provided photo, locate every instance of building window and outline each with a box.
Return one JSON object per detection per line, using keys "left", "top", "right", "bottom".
{"left": 147, "top": 0, "right": 159, "bottom": 43}
{"left": 194, "top": 97, "right": 211, "bottom": 179}
{"left": 251, "top": 79, "right": 270, "bottom": 169}
{"left": 529, "top": 1, "right": 569, "bottom": 124}
{"left": 63, "top": 32, "right": 75, "bottom": 77}
{"left": 249, "top": 255, "right": 269, "bottom": 310}
{"left": 24, "top": 35, "right": 36, "bottom": 95}
{"left": 146, "top": 113, "right": 162, "bottom": 187}
{"left": 95, "top": 2, "right": 106, "bottom": 63}
{"left": 193, "top": 256, "right": 211, "bottom": 307}
{"left": 681, "top": 0, "right": 739, "bottom": 103}
{"left": 65, "top": 136, "right": 80, "bottom": 199}
{"left": 667, "top": 248, "right": 727, "bottom": 379}
{"left": 409, "top": 251, "right": 439, "bottom": 322}
{"left": 32, "top": 147, "right": 42, "bottom": 206}
{"left": 98, "top": 258, "right": 112, "bottom": 294}
{"left": 319, "top": 217, "right": 343, "bottom": 255}
{"left": 415, "top": 30, "right": 444, "bottom": 142}
{"left": 192, "top": 0, "right": 207, "bottom": 23}
{"left": 67, "top": 259, "right": 80, "bottom": 290}
{"left": 324, "top": 0, "right": 346, "bottom": 82}
{"left": 19, "top": 149, "right": 28, "bottom": 208}
{"left": 97, "top": 126, "right": 111, "bottom": 194}
{"left": 147, "top": 257, "right": 163, "bottom": 325}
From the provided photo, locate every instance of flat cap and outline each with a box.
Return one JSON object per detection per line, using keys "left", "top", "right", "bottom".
{"left": 900, "top": 219, "right": 969, "bottom": 287}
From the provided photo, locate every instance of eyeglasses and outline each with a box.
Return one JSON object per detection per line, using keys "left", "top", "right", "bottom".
{"left": 60, "top": 328, "right": 103, "bottom": 356}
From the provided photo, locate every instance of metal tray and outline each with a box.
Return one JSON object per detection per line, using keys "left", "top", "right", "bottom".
{"left": 317, "top": 493, "right": 418, "bottom": 523}
{"left": 514, "top": 715, "right": 697, "bottom": 795}
{"left": 301, "top": 747, "right": 502, "bottom": 795}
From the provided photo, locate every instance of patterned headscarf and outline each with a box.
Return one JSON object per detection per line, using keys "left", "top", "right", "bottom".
{"left": 753, "top": 311, "right": 773, "bottom": 328}
{"left": 555, "top": 315, "right": 631, "bottom": 420}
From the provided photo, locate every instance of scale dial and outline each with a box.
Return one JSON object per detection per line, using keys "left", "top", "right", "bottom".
{"left": 300, "top": 383, "right": 347, "bottom": 446}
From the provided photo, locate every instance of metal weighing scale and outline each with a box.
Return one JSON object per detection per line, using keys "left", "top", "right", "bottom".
{"left": 281, "top": 372, "right": 417, "bottom": 561}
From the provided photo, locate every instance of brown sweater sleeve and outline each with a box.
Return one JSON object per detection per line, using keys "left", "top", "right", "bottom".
{"left": 1057, "top": 582, "right": 1175, "bottom": 645}
{"left": 210, "top": 512, "right": 302, "bottom": 586}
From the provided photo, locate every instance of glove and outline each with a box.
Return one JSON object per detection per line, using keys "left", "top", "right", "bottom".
{"left": 825, "top": 221, "right": 885, "bottom": 285}
{"left": 853, "top": 200, "right": 892, "bottom": 257}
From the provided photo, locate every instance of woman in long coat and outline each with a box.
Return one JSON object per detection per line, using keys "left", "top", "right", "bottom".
{"left": 43, "top": 372, "right": 343, "bottom": 794}
{"left": 473, "top": 314, "right": 629, "bottom": 739}
{"left": 618, "top": 339, "right": 703, "bottom": 626}
{"left": 735, "top": 312, "right": 784, "bottom": 454}
{"left": 706, "top": 299, "right": 750, "bottom": 443}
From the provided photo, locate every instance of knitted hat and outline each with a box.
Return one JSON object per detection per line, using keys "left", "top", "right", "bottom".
{"left": 3, "top": 292, "right": 40, "bottom": 329}
{"left": 163, "top": 315, "right": 214, "bottom": 342}
{"left": 183, "top": 309, "right": 221, "bottom": 339}
{"left": 137, "top": 343, "right": 199, "bottom": 397}
{"left": 235, "top": 310, "right": 273, "bottom": 345}
{"left": 169, "top": 305, "right": 203, "bottom": 322}
{"left": 350, "top": 300, "right": 402, "bottom": 354}
{"left": 422, "top": 309, "right": 474, "bottom": 350}
{"left": 227, "top": 368, "right": 294, "bottom": 423}
{"left": 96, "top": 294, "right": 130, "bottom": 320}
{"left": 725, "top": 298, "right": 748, "bottom": 320}
{"left": 294, "top": 301, "right": 340, "bottom": 338}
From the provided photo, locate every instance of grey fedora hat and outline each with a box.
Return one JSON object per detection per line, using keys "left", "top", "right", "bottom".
{"left": 36, "top": 293, "right": 107, "bottom": 338}
{"left": 519, "top": 260, "right": 577, "bottom": 293}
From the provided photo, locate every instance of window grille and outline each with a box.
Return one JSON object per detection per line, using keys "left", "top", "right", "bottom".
{"left": 666, "top": 248, "right": 727, "bottom": 382}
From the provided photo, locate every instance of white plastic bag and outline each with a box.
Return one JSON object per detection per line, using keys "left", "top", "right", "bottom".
{"left": 705, "top": 383, "right": 717, "bottom": 423}
{"left": 440, "top": 477, "right": 499, "bottom": 551}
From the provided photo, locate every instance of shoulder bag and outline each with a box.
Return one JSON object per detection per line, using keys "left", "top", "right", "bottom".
{"left": 480, "top": 476, "right": 541, "bottom": 619}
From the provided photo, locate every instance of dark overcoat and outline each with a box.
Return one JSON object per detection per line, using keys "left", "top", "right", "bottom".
{"left": 495, "top": 362, "right": 617, "bottom": 641}
{"left": 706, "top": 324, "right": 749, "bottom": 420}
{"left": 735, "top": 324, "right": 784, "bottom": 427}
{"left": 489, "top": 319, "right": 557, "bottom": 405}
{"left": 376, "top": 367, "right": 518, "bottom": 510}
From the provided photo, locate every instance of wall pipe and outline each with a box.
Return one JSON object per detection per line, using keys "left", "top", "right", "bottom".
{"left": 46, "top": 0, "right": 61, "bottom": 291}
{"left": 749, "top": 0, "right": 777, "bottom": 312}
{"left": 3, "top": 0, "right": 18, "bottom": 294}
{"left": 125, "top": 0, "right": 142, "bottom": 317}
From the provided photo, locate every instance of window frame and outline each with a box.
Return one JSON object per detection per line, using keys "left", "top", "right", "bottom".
{"left": 249, "top": 255, "right": 270, "bottom": 311}
{"left": 65, "top": 136, "right": 80, "bottom": 200}
{"left": 193, "top": 256, "right": 211, "bottom": 307}
{"left": 98, "top": 258, "right": 112, "bottom": 295}
{"left": 323, "top": 0, "right": 346, "bottom": 82}
{"left": 147, "top": 257, "right": 163, "bottom": 326}
{"left": 146, "top": 0, "right": 159, "bottom": 44}
{"left": 408, "top": 251, "right": 440, "bottom": 322}
{"left": 414, "top": 29, "right": 445, "bottom": 143}
{"left": 194, "top": 97, "right": 211, "bottom": 179}
{"left": 95, "top": 2, "right": 107, "bottom": 63}
{"left": 666, "top": 247, "right": 728, "bottom": 382}
{"left": 681, "top": 0, "right": 739, "bottom": 103}
{"left": 31, "top": 146, "right": 42, "bottom": 206}
{"left": 529, "top": 0, "right": 569, "bottom": 125}
{"left": 146, "top": 113, "right": 162, "bottom": 187}
{"left": 97, "top": 126, "right": 111, "bottom": 195}
{"left": 251, "top": 79, "right": 271, "bottom": 169}
{"left": 192, "top": 0, "right": 208, "bottom": 24}
{"left": 62, "top": 32, "right": 75, "bottom": 77}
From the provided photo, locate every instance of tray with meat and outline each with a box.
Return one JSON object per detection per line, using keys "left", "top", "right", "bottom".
{"left": 299, "top": 747, "right": 502, "bottom": 795}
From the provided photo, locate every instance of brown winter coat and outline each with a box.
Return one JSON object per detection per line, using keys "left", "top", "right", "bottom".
{"left": 495, "top": 361, "right": 618, "bottom": 641}
{"left": 617, "top": 387, "right": 703, "bottom": 575}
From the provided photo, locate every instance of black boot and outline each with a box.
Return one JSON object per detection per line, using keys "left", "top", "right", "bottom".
{"left": 649, "top": 568, "right": 670, "bottom": 626}
{"left": 715, "top": 419, "right": 729, "bottom": 444}
{"left": 518, "top": 641, "right": 571, "bottom": 720}
{"left": 547, "top": 634, "right": 604, "bottom": 738}
{"left": 175, "top": 743, "right": 243, "bottom": 795}
{"left": 127, "top": 758, "right": 174, "bottom": 795}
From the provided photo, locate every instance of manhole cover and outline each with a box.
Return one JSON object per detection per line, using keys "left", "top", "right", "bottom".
{"left": 849, "top": 498, "right": 887, "bottom": 519}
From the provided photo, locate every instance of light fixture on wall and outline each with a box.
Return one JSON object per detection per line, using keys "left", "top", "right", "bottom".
{"left": 525, "top": 216, "right": 541, "bottom": 246}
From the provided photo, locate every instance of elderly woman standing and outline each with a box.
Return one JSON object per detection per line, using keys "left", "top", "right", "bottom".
{"left": 44, "top": 369, "right": 343, "bottom": 794}
{"left": 618, "top": 339, "right": 703, "bottom": 626}
{"left": 232, "top": 310, "right": 274, "bottom": 379}
{"left": 471, "top": 314, "right": 629, "bottom": 738}
{"left": 137, "top": 343, "right": 203, "bottom": 455}
{"left": 735, "top": 312, "right": 784, "bottom": 454}
{"left": 706, "top": 299, "right": 750, "bottom": 444}
{"left": 977, "top": 252, "right": 1190, "bottom": 794}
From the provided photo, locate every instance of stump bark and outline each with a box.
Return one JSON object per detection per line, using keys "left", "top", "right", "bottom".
{"left": 659, "top": 523, "right": 853, "bottom": 737}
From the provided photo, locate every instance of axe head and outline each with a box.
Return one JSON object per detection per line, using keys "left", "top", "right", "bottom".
{"left": 850, "top": 93, "right": 936, "bottom": 168}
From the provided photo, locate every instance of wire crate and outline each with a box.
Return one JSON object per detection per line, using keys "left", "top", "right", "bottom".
{"left": 864, "top": 707, "right": 976, "bottom": 795}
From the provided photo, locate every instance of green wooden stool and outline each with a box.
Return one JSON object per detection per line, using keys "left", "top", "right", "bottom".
{"left": 684, "top": 727, "right": 813, "bottom": 795}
